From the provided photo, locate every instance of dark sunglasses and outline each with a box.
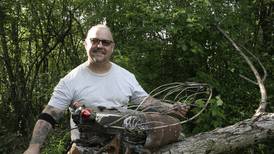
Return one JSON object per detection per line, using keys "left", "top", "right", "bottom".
{"left": 90, "top": 38, "right": 113, "bottom": 46}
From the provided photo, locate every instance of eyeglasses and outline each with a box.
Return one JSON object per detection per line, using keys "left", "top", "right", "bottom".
{"left": 90, "top": 38, "right": 113, "bottom": 46}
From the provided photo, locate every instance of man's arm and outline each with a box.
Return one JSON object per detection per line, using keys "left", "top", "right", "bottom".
{"left": 134, "top": 96, "right": 171, "bottom": 111}
{"left": 24, "top": 105, "right": 64, "bottom": 154}
{"left": 135, "top": 96, "right": 189, "bottom": 119}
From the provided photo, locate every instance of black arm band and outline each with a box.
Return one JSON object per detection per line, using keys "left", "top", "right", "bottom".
{"left": 38, "top": 113, "right": 57, "bottom": 128}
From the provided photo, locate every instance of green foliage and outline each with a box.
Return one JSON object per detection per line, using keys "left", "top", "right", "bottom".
{"left": 42, "top": 129, "right": 70, "bottom": 154}
{"left": 185, "top": 96, "right": 226, "bottom": 134}
{"left": 0, "top": 125, "right": 26, "bottom": 154}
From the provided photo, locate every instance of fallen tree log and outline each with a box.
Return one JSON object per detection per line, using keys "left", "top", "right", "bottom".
{"left": 159, "top": 113, "right": 274, "bottom": 154}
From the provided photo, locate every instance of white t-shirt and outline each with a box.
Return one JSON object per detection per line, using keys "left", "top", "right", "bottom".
{"left": 48, "top": 61, "right": 148, "bottom": 110}
{"left": 48, "top": 61, "right": 148, "bottom": 140}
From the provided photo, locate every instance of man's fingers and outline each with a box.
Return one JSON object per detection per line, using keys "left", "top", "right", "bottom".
{"left": 174, "top": 104, "right": 190, "bottom": 116}
{"left": 71, "top": 101, "right": 82, "bottom": 108}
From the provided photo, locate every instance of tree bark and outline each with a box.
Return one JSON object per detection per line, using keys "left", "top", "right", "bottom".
{"left": 158, "top": 113, "right": 274, "bottom": 154}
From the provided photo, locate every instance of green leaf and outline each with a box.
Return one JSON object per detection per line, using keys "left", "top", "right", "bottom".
{"left": 216, "top": 96, "right": 223, "bottom": 106}
{"left": 195, "top": 99, "right": 205, "bottom": 107}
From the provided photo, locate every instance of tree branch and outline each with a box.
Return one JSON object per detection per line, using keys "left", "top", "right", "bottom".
{"left": 216, "top": 25, "right": 267, "bottom": 116}
{"left": 159, "top": 113, "right": 274, "bottom": 154}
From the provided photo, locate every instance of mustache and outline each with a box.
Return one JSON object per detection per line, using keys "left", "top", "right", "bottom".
{"left": 91, "top": 48, "right": 104, "bottom": 53}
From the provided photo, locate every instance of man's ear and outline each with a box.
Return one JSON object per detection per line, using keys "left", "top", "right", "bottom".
{"left": 111, "top": 43, "right": 115, "bottom": 53}
{"left": 83, "top": 39, "right": 88, "bottom": 49}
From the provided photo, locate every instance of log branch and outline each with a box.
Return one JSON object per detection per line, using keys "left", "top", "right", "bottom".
{"left": 159, "top": 113, "right": 274, "bottom": 154}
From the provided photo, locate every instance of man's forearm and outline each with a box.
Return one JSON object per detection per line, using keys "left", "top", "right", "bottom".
{"left": 136, "top": 96, "right": 188, "bottom": 119}
{"left": 29, "top": 120, "right": 53, "bottom": 145}
{"left": 138, "top": 96, "right": 170, "bottom": 111}
{"left": 26, "top": 105, "right": 64, "bottom": 153}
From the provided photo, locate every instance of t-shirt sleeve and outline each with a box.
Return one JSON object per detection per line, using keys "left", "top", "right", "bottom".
{"left": 130, "top": 75, "right": 149, "bottom": 105}
{"left": 48, "top": 78, "right": 74, "bottom": 110}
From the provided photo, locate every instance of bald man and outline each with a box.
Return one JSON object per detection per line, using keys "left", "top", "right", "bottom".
{"left": 24, "top": 24, "right": 188, "bottom": 154}
{"left": 24, "top": 24, "right": 151, "bottom": 154}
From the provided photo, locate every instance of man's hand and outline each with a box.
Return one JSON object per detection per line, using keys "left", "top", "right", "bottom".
{"left": 23, "top": 144, "right": 40, "bottom": 154}
{"left": 166, "top": 103, "right": 190, "bottom": 120}
{"left": 70, "top": 101, "right": 83, "bottom": 109}
{"left": 173, "top": 104, "right": 190, "bottom": 116}
{"left": 136, "top": 96, "right": 190, "bottom": 120}
{"left": 174, "top": 103, "right": 190, "bottom": 116}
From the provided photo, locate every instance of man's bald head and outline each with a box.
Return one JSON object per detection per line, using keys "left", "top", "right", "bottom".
{"left": 86, "top": 24, "right": 114, "bottom": 42}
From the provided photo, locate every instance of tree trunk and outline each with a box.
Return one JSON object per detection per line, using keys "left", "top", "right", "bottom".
{"left": 158, "top": 113, "right": 274, "bottom": 154}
